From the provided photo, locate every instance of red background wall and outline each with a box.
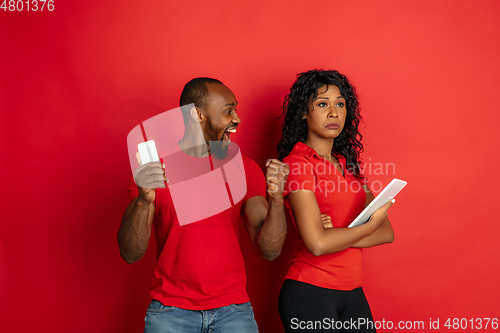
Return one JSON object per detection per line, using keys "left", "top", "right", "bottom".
{"left": 1, "top": 1, "right": 499, "bottom": 332}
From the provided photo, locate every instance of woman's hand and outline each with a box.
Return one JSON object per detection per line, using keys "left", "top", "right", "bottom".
{"left": 363, "top": 199, "right": 394, "bottom": 234}
{"left": 322, "top": 214, "right": 333, "bottom": 229}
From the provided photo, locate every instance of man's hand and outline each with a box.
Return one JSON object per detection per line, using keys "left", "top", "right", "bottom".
{"left": 134, "top": 152, "right": 168, "bottom": 204}
{"left": 265, "top": 159, "right": 289, "bottom": 200}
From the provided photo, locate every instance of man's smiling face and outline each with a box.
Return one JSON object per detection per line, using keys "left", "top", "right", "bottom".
{"left": 200, "top": 83, "right": 241, "bottom": 158}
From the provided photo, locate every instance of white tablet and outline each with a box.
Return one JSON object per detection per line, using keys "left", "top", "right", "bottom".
{"left": 348, "top": 178, "right": 407, "bottom": 228}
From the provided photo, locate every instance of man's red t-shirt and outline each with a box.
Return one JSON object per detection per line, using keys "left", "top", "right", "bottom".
{"left": 128, "top": 147, "right": 266, "bottom": 310}
{"left": 283, "top": 142, "right": 368, "bottom": 291}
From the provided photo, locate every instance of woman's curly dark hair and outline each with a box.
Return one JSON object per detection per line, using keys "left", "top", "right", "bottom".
{"left": 277, "top": 69, "right": 365, "bottom": 178}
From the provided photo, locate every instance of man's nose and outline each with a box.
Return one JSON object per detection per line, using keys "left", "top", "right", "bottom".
{"left": 233, "top": 112, "right": 241, "bottom": 124}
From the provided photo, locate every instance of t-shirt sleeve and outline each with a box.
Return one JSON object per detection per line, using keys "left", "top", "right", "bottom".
{"left": 127, "top": 175, "right": 139, "bottom": 200}
{"left": 283, "top": 155, "right": 315, "bottom": 197}
{"left": 243, "top": 156, "right": 267, "bottom": 202}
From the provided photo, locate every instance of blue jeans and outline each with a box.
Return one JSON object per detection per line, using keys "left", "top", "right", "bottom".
{"left": 144, "top": 299, "right": 259, "bottom": 333}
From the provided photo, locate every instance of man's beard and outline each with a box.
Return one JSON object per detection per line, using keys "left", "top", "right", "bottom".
{"left": 205, "top": 118, "right": 230, "bottom": 160}
{"left": 210, "top": 141, "right": 228, "bottom": 160}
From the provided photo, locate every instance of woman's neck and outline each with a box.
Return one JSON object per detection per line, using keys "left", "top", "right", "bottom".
{"left": 304, "top": 136, "right": 335, "bottom": 159}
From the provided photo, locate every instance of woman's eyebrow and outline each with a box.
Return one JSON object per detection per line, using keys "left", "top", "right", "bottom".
{"left": 316, "top": 96, "right": 344, "bottom": 100}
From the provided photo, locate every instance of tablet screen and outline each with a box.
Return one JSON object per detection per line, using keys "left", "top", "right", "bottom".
{"left": 348, "top": 178, "right": 407, "bottom": 228}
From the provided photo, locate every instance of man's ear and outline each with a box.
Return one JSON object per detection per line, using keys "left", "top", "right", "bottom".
{"left": 190, "top": 106, "right": 204, "bottom": 123}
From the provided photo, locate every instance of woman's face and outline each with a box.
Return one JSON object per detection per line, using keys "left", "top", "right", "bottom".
{"left": 304, "top": 84, "right": 347, "bottom": 141}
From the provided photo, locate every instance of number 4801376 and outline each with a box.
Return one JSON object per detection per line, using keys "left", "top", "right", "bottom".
{"left": 1, "top": 0, "right": 55, "bottom": 11}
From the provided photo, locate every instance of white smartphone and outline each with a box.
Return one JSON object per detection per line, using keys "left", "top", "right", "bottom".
{"left": 138, "top": 140, "right": 160, "bottom": 164}
{"left": 348, "top": 178, "right": 407, "bottom": 228}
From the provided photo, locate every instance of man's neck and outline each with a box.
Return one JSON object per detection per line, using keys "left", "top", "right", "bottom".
{"left": 179, "top": 137, "right": 210, "bottom": 158}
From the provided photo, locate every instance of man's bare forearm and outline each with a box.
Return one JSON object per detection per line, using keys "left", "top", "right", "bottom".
{"left": 117, "top": 197, "right": 154, "bottom": 264}
{"left": 256, "top": 197, "right": 287, "bottom": 261}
